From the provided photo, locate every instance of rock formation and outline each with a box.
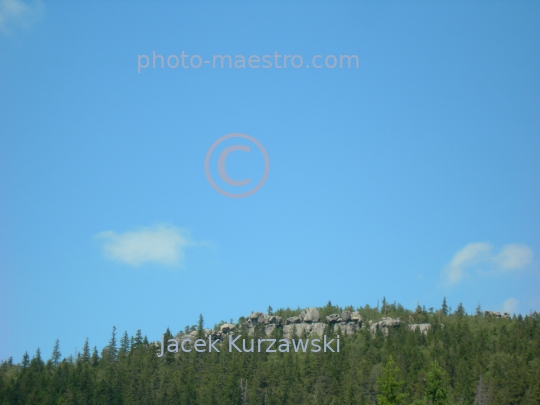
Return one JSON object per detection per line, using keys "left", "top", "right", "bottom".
{"left": 369, "top": 317, "right": 401, "bottom": 337}
{"left": 407, "top": 323, "right": 431, "bottom": 335}
{"left": 174, "top": 307, "right": 437, "bottom": 342}
{"left": 484, "top": 311, "right": 510, "bottom": 319}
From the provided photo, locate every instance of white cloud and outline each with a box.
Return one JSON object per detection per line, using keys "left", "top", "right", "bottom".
{"left": 443, "top": 242, "right": 492, "bottom": 285}
{"left": 442, "top": 242, "right": 534, "bottom": 286}
{"left": 95, "top": 224, "right": 193, "bottom": 267}
{"left": 502, "top": 298, "right": 519, "bottom": 315}
{"left": 0, "top": 0, "right": 43, "bottom": 35}
{"left": 495, "top": 244, "right": 533, "bottom": 271}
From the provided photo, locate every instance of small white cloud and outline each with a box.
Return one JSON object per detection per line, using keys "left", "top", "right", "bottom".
{"left": 502, "top": 298, "right": 519, "bottom": 315}
{"left": 495, "top": 244, "right": 533, "bottom": 271}
{"left": 95, "top": 224, "right": 193, "bottom": 267}
{"left": 0, "top": 0, "right": 43, "bottom": 35}
{"left": 442, "top": 242, "right": 534, "bottom": 286}
{"left": 443, "top": 242, "right": 492, "bottom": 286}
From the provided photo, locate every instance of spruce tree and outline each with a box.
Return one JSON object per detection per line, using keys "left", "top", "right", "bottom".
{"left": 81, "top": 338, "right": 90, "bottom": 363}
{"left": 425, "top": 361, "right": 450, "bottom": 405}
{"left": 441, "top": 297, "right": 448, "bottom": 316}
{"left": 107, "top": 325, "right": 118, "bottom": 361}
{"left": 376, "top": 355, "right": 407, "bottom": 405}
{"left": 197, "top": 314, "right": 204, "bottom": 339}
{"left": 91, "top": 346, "right": 99, "bottom": 367}
{"left": 119, "top": 331, "right": 130, "bottom": 357}
{"left": 21, "top": 351, "right": 29, "bottom": 368}
{"left": 50, "top": 339, "right": 61, "bottom": 366}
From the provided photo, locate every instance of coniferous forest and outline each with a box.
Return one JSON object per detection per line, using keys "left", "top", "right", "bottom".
{"left": 1, "top": 300, "right": 539, "bottom": 404}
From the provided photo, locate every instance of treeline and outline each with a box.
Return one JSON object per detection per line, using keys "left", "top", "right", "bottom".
{"left": 0, "top": 300, "right": 539, "bottom": 404}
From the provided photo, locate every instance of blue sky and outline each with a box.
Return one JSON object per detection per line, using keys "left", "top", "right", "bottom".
{"left": 1, "top": 0, "right": 539, "bottom": 362}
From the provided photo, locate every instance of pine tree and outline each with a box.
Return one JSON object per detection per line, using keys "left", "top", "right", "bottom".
{"left": 376, "top": 355, "right": 407, "bottom": 405}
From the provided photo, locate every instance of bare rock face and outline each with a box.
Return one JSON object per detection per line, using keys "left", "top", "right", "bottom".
{"left": 220, "top": 323, "right": 236, "bottom": 333}
{"left": 265, "top": 324, "right": 277, "bottom": 336}
{"left": 484, "top": 310, "right": 511, "bottom": 319}
{"left": 370, "top": 317, "right": 401, "bottom": 337}
{"left": 283, "top": 325, "right": 294, "bottom": 339}
{"left": 283, "top": 322, "right": 326, "bottom": 339}
{"left": 408, "top": 323, "right": 431, "bottom": 335}
{"left": 325, "top": 314, "right": 340, "bottom": 323}
{"left": 248, "top": 312, "right": 263, "bottom": 320}
{"left": 300, "top": 307, "right": 320, "bottom": 323}
{"left": 341, "top": 311, "right": 351, "bottom": 322}
{"left": 286, "top": 316, "right": 302, "bottom": 325}
{"left": 237, "top": 308, "right": 428, "bottom": 341}
{"left": 310, "top": 322, "right": 327, "bottom": 337}
{"left": 351, "top": 311, "right": 363, "bottom": 323}
{"left": 335, "top": 322, "right": 361, "bottom": 336}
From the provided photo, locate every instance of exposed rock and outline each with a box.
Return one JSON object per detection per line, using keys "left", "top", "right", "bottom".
{"left": 235, "top": 308, "right": 433, "bottom": 341}
{"left": 248, "top": 312, "right": 263, "bottom": 320}
{"left": 220, "top": 323, "right": 235, "bottom": 333}
{"left": 325, "top": 314, "right": 340, "bottom": 323}
{"left": 485, "top": 310, "right": 511, "bottom": 319}
{"left": 408, "top": 323, "right": 431, "bottom": 335}
{"left": 177, "top": 334, "right": 196, "bottom": 342}
{"left": 300, "top": 307, "right": 320, "bottom": 323}
{"left": 265, "top": 324, "right": 277, "bottom": 336}
{"left": 310, "top": 322, "right": 326, "bottom": 337}
{"left": 335, "top": 322, "right": 360, "bottom": 336}
{"left": 282, "top": 325, "right": 294, "bottom": 339}
{"left": 351, "top": 311, "right": 363, "bottom": 323}
{"left": 285, "top": 316, "right": 301, "bottom": 325}
{"left": 283, "top": 322, "right": 326, "bottom": 339}
{"left": 370, "top": 317, "right": 401, "bottom": 337}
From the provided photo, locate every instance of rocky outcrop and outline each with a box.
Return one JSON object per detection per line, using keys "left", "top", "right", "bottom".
{"left": 484, "top": 311, "right": 510, "bottom": 319}
{"left": 370, "top": 317, "right": 401, "bottom": 337}
{"left": 300, "top": 307, "right": 320, "bottom": 323}
{"left": 325, "top": 314, "right": 340, "bottom": 323}
{"left": 283, "top": 322, "right": 327, "bottom": 339}
{"left": 335, "top": 322, "right": 361, "bottom": 336}
{"left": 175, "top": 308, "right": 447, "bottom": 343}
{"left": 408, "top": 323, "right": 431, "bottom": 335}
{"left": 285, "top": 317, "right": 301, "bottom": 325}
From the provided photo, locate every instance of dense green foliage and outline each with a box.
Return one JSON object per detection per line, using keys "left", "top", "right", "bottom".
{"left": 1, "top": 300, "right": 539, "bottom": 404}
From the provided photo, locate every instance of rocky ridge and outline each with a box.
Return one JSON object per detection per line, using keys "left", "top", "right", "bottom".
{"left": 175, "top": 307, "right": 512, "bottom": 343}
{"left": 176, "top": 307, "right": 434, "bottom": 342}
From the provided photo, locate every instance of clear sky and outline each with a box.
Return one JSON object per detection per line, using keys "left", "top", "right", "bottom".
{"left": 1, "top": 0, "right": 539, "bottom": 363}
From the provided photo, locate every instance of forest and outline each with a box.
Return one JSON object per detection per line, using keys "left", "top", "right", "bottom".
{"left": 1, "top": 299, "right": 539, "bottom": 404}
